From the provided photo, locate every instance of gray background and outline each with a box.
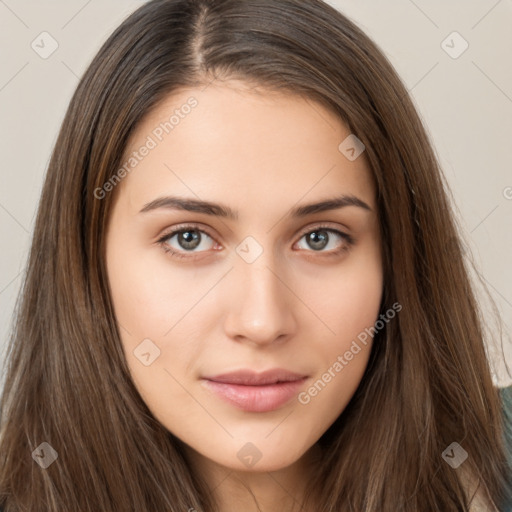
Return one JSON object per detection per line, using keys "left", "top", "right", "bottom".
{"left": 1, "top": 0, "right": 511, "bottom": 386}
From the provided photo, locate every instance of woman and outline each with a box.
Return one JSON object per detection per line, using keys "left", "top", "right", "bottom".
{"left": 0, "top": 0, "right": 511, "bottom": 510}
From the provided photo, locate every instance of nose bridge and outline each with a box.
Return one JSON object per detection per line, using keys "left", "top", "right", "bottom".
{"left": 223, "top": 237, "right": 296, "bottom": 344}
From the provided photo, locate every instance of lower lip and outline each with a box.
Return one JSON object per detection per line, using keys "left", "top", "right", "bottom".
{"left": 201, "top": 378, "right": 307, "bottom": 412}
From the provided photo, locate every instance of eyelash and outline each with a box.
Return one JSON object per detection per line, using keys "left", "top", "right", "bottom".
{"left": 156, "top": 223, "right": 355, "bottom": 260}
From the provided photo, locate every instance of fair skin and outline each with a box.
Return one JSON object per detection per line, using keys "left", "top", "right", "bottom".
{"left": 105, "top": 80, "right": 383, "bottom": 512}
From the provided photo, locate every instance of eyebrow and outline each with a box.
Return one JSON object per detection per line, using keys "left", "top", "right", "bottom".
{"left": 139, "top": 194, "right": 372, "bottom": 219}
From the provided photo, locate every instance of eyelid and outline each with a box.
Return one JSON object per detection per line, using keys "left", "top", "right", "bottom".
{"left": 156, "top": 222, "right": 216, "bottom": 242}
{"left": 295, "top": 221, "right": 350, "bottom": 239}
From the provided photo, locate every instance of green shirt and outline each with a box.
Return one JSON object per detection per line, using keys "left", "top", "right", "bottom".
{"left": 500, "top": 384, "right": 512, "bottom": 511}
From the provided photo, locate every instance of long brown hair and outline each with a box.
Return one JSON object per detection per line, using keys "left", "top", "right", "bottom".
{"left": 1, "top": 0, "right": 510, "bottom": 510}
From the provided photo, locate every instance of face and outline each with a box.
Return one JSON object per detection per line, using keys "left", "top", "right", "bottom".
{"left": 105, "top": 80, "right": 383, "bottom": 473}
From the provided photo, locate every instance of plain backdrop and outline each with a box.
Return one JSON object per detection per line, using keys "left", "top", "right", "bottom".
{"left": 0, "top": 0, "right": 511, "bottom": 387}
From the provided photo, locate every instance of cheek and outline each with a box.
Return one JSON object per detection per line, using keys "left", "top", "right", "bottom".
{"left": 105, "top": 243, "right": 204, "bottom": 418}
{"left": 106, "top": 235, "right": 212, "bottom": 339}
{"left": 303, "top": 244, "right": 383, "bottom": 344}
{"left": 296, "top": 245, "right": 383, "bottom": 402}
{"left": 105, "top": 232, "right": 209, "bottom": 385}
{"left": 296, "top": 286, "right": 383, "bottom": 438}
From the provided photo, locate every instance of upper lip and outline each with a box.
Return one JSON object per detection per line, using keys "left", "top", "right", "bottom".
{"left": 203, "top": 369, "right": 307, "bottom": 386}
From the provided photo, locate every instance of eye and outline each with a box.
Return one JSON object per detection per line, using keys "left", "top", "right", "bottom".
{"left": 294, "top": 225, "right": 354, "bottom": 256}
{"left": 156, "top": 223, "right": 354, "bottom": 260}
{"left": 156, "top": 225, "right": 218, "bottom": 259}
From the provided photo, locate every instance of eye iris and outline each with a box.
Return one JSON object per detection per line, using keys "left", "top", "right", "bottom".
{"left": 307, "top": 230, "right": 329, "bottom": 250}
{"left": 178, "top": 230, "right": 201, "bottom": 250}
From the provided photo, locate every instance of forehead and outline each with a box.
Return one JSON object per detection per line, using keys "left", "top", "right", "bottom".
{"left": 115, "top": 81, "right": 375, "bottom": 215}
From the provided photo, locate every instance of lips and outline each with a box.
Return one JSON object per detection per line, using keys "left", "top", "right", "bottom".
{"left": 204, "top": 369, "right": 307, "bottom": 385}
{"left": 201, "top": 369, "right": 308, "bottom": 412}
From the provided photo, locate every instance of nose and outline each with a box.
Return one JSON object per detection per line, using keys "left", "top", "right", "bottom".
{"left": 223, "top": 255, "right": 298, "bottom": 347}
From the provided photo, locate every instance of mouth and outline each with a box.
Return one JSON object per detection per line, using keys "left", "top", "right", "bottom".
{"left": 201, "top": 369, "right": 308, "bottom": 413}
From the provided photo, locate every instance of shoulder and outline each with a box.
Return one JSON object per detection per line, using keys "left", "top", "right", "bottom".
{"left": 499, "top": 383, "right": 512, "bottom": 415}
{"left": 499, "top": 384, "right": 512, "bottom": 512}
{"left": 499, "top": 384, "right": 512, "bottom": 460}
{"left": 461, "top": 385, "right": 512, "bottom": 512}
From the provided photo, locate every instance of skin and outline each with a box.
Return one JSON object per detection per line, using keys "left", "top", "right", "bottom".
{"left": 105, "top": 79, "right": 383, "bottom": 512}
